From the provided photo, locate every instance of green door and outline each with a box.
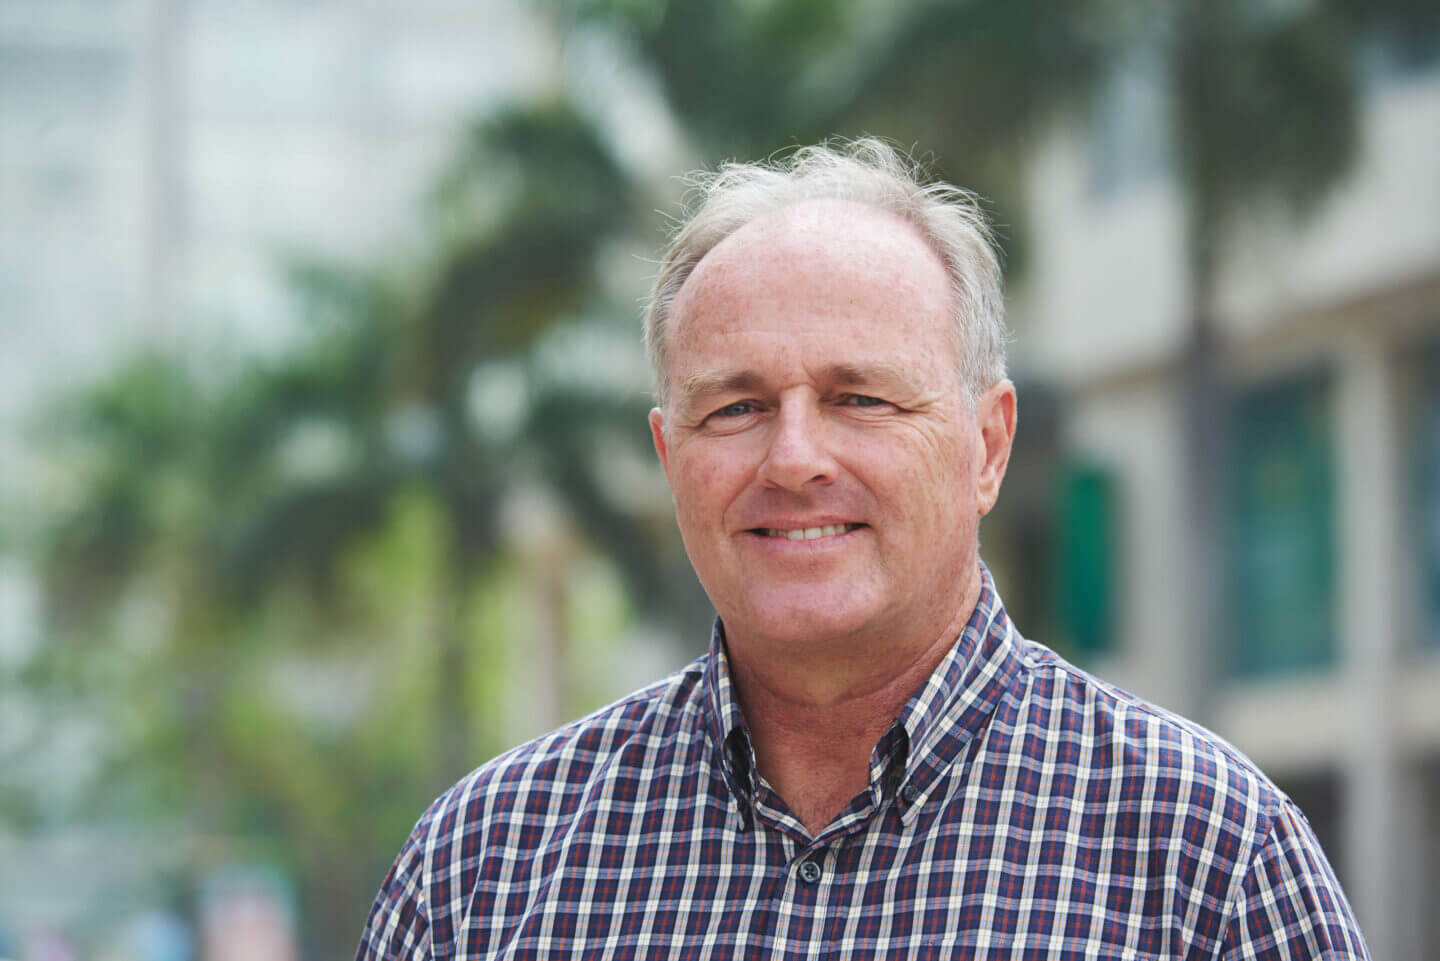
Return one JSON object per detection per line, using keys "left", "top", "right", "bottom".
{"left": 1226, "top": 372, "right": 1336, "bottom": 677}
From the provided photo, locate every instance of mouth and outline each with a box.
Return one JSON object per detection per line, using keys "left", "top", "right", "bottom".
{"left": 750, "top": 523, "right": 866, "bottom": 541}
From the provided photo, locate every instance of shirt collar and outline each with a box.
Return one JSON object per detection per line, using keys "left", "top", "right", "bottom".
{"left": 886, "top": 563, "right": 1024, "bottom": 817}
{"left": 702, "top": 620, "right": 759, "bottom": 812}
{"left": 701, "top": 562, "right": 1026, "bottom": 816}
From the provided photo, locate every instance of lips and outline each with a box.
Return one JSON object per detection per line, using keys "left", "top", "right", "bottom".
{"left": 750, "top": 522, "right": 866, "bottom": 541}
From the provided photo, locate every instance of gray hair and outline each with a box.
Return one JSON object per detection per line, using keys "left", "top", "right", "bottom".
{"left": 643, "top": 137, "right": 1008, "bottom": 409}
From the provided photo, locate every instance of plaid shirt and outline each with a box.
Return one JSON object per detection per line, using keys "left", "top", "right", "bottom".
{"left": 357, "top": 568, "right": 1368, "bottom": 960}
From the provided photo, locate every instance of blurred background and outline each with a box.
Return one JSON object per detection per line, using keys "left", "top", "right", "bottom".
{"left": 2, "top": 0, "right": 1438, "bottom": 957}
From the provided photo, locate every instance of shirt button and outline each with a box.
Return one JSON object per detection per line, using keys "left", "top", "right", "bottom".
{"left": 901, "top": 783, "right": 920, "bottom": 804}
{"left": 798, "top": 859, "right": 822, "bottom": 884}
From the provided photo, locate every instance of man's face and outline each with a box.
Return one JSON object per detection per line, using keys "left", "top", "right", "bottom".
{"left": 650, "top": 200, "right": 1014, "bottom": 661}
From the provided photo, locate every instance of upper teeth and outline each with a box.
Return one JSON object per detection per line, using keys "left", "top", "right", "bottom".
{"left": 762, "top": 524, "right": 856, "bottom": 540}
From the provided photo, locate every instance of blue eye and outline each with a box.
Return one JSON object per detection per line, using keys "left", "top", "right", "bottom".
{"left": 716, "top": 402, "right": 755, "bottom": 417}
{"left": 847, "top": 395, "right": 885, "bottom": 407}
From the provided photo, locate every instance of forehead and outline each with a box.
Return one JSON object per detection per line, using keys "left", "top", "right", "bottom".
{"left": 678, "top": 199, "right": 949, "bottom": 312}
{"left": 666, "top": 200, "right": 957, "bottom": 381}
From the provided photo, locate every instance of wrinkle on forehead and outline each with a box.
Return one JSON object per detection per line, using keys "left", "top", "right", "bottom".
{"left": 670, "top": 199, "right": 951, "bottom": 334}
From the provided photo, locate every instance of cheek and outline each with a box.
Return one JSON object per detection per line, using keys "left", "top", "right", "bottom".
{"left": 894, "top": 438, "right": 978, "bottom": 521}
{"left": 677, "top": 453, "right": 725, "bottom": 492}
{"left": 865, "top": 424, "right": 969, "bottom": 481}
{"left": 671, "top": 451, "right": 741, "bottom": 519}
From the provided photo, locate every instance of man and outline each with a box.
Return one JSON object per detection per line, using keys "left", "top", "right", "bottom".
{"left": 357, "top": 140, "right": 1368, "bottom": 959}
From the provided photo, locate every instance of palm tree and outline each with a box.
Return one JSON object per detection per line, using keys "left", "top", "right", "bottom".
{"left": 218, "top": 100, "right": 692, "bottom": 783}
{"left": 36, "top": 353, "right": 232, "bottom": 820}
{"left": 28, "top": 96, "right": 704, "bottom": 952}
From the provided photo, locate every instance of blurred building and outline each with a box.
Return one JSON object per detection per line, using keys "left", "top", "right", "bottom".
{"left": 0, "top": 0, "right": 555, "bottom": 433}
{"left": 1006, "top": 41, "right": 1440, "bottom": 961}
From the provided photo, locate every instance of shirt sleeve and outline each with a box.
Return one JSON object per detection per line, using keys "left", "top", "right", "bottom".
{"left": 354, "top": 825, "right": 433, "bottom": 961}
{"left": 1221, "top": 798, "right": 1370, "bottom": 960}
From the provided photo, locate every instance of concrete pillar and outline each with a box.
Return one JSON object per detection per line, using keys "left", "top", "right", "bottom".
{"left": 1335, "top": 334, "right": 1419, "bottom": 960}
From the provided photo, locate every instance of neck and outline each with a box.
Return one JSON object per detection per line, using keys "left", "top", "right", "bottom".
{"left": 727, "top": 571, "right": 982, "bottom": 836}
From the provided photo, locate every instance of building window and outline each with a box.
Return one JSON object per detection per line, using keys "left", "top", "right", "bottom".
{"left": 1226, "top": 372, "right": 1336, "bottom": 677}
{"left": 1051, "top": 461, "right": 1118, "bottom": 658}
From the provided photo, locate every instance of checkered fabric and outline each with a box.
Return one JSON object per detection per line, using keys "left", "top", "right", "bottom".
{"left": 357, "top": 568, "right": 1368, "bottom": 960}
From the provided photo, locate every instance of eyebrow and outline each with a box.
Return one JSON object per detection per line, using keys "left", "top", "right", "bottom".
{"left": 826, "top": 361, "right": 912, "bottom": 387}
{"left": 676, "top": 370, "right": 765, "bottom": 401}
{"left": 676, "top": 361, "right": 914, "bottom": 403}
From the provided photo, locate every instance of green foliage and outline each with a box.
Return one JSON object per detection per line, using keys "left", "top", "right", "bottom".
{"left": 20, "top": 96, "right": 681, "bottom": 951}
{"left": 850, "top": 0, "right": 1111, "bottom": 149}
{"left": 571, "top": 0, "right": 857, "bottom": 155}
{"left": 422, "top": 102, "right": 633, "bottom": 368}
{"left": 38, "top": 354, "right": 208, "bottom": 628}
{"left": 1171, "top": 0, "right": 1360, "bottom": 260}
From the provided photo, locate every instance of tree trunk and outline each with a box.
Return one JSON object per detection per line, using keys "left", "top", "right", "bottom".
{"left": 435, "top": 529, "right": 478, "bottom": 791}
{"left": 1180, "top": 220, "right": 1225, "bottom": 722}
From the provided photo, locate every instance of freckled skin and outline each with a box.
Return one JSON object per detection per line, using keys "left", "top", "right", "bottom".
{"left": 650, "top": 200, "right": 1016, "bottom": 696}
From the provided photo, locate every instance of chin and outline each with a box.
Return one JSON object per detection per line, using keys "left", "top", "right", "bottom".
{"left": 731, "top": 585, "right": 882, "bottom": 649}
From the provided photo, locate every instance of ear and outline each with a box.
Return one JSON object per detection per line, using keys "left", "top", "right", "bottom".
{"left": 649, "top": 407, "right": 670, "bottom": 474}
{"left": 975, "top": 380, "right": 1017, "bottom": 516}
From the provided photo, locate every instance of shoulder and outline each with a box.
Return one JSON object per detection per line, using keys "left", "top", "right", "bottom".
{"left": 1225, "top": 795, "right": 1370, "bottom": 958}
{"left": 448, "top": 655, "right": 709, "bottom": 813}
{"left": 1006, "top": 639, "right": 1366, "bottom": 957}
{"left": 354, "top": 657, "right": 710, "bottom": 961}
{"left": 1005, "top": 641, "right": 1274, "bottom": 910}
{"left": 1014, "top": 637, "right": 1279, "bottom": 826}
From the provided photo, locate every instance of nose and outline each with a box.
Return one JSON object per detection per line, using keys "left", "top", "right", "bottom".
{"left": 757, "top": 395, "right": 838, "bottom": 491}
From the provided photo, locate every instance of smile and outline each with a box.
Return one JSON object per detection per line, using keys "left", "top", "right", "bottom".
{"left": 754, "top": 523, "right": 864, "bottom": 541}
